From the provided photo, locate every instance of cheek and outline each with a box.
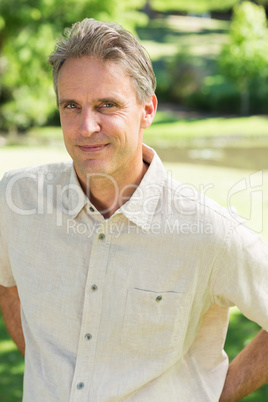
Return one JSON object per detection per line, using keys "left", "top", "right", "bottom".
{"left": 61, "top": 116, "right": 76, "bottom": 138}
{"left": 102, "top": 117, "right": 125, "bottom": 138}
{"left": 60, "top": 114, "right": 68, "bottom": 131}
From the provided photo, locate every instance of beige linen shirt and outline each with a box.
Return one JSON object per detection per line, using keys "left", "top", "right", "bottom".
{"left": 0, "top": 145, "right": 268, "bottom": 402}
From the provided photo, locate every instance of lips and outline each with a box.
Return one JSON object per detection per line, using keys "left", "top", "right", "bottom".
{"left": 78, "top": 144, "right": 108, "bottom": 152}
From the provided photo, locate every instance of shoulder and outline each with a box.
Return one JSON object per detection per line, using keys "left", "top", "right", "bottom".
{"left": 1, "top": 160, "right": 73, "bottom": 179}
{"left": 162, "top": 175, "right": 243, "bottom": 231}
{"left": 0, "top": 161, "right": 73, "bottom": 190}
{"left": 0, "top": 161, "right": 74, "bottom": 214}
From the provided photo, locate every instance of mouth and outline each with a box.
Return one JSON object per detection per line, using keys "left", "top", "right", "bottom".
{"left": 78, "top": 144, "right": 108, "bottom": 153}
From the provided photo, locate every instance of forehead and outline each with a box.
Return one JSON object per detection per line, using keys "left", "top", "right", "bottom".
{"left": 58, "top": 56, "right": 136, "bottom": 100}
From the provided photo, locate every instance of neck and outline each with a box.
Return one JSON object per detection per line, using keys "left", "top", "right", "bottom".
{"left": 80, "top": 161, "right": 148, "bottom": 219}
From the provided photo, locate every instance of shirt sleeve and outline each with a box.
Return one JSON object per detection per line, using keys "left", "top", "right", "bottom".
{"left": 212, "top": 221, "right": 268, "bottom": 331}
{"left": 0, "top": 176, "right": 16, "bottom": 287}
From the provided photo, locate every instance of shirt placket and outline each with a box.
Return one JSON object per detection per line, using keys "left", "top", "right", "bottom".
{"left": 69, "top": 221, "right": 110, "bottom": 402}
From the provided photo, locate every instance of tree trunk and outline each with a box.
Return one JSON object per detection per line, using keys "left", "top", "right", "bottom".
{"left": 8, "top": 125, "right": 19, "bottom": 144}
{"left": 240, "top": 87, "right": 250, "bottom": 115}
{"left": 143, "top": 0, "right": 154, "bottom": 19}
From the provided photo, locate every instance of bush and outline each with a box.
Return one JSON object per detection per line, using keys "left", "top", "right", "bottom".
{"left": 186, "top": 75, "right": 268, "bottom": 115}
{"left": 168, "top": 53, "right": 203, "bottom": 102}
{"left": 155, "top": 52, "right": 206, "bottom": 105}
{"left": 186, "top": 75, "right": 241, "bottom": 114}
{"left": 218, "top": 1, "right": 268, "bottom": 115}
{"left": 155, "top": 53, "right": 268, "bottom": 115}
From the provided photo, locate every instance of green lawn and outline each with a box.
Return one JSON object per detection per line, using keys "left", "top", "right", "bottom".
{"left": 0, "top": 316, "right": 24, "bottom": 402}
{"left": 145, "top": 112, "right": 268, "bottom": 147}
{"left": 0, "top": 144, "right": 70, "bottom": 177}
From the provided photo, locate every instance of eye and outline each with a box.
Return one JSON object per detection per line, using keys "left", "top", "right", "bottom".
{"left": 66, "top": 103, "right": 78, "bottom": 109}
{"left": 102, "top": 102, "right": 115, "bottom": 108}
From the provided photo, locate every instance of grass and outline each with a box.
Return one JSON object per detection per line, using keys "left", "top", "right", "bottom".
{"left": 0, "top": 313, "right": 24, "bottom": 401}
{"left": 224, "top": 310, "right": 268, "bottom": 401}
{"left": 0, "top": 144, "right": 70, "bottom": 178}
{"left": 145, "top": 111, "right": 268, "bottom": 147}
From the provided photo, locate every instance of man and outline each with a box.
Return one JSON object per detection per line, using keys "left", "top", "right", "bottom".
{"left": 0, "top": 18, "right": 268, "bottom": 402}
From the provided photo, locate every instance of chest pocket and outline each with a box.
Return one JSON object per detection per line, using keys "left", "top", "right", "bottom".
{"left": 121, "top": 288, "right": 192, "bottom": 356}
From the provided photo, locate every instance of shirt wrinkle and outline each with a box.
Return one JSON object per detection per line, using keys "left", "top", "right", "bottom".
{"left": 0, "top": 144, "right": 268, "bottom": 402}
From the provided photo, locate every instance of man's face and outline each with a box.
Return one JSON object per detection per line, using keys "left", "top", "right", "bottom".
{"left": 58, "top": 56, "right": 156, "bottom": 189}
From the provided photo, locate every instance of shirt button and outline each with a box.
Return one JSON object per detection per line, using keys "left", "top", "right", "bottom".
{"left": 85, "top": 333, "right": 92, "bottom": 341}
{"left": 156, "top": 295, "right": 162, "bottom": 302}
{"left": 77, "top": 382, "right": 84, "bottom": 390}
{"left": 91, "top": 284, "right": 98, "bottom": 292}
{"left": 98, "top": 233, "right": 105, "bottom": 240}
{"left": 89, "top": 206, "right": 94, "bottom": 212}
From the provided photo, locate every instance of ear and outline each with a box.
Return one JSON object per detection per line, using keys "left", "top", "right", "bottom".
{"left": 141, "top": 94, "right": 158, "bottom": 129}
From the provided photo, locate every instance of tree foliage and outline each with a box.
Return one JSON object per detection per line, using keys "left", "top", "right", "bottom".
{"left": 219, "top": 1, "right": 268, "bottom": 115}
{"left": 256, "top": 0, "right": 268, "bottom": 5}
{"left": 0, "top": 0, "right": 147, "bottom": 132}
{"left": 150, "top": 0, "right": 240, "bottom": 13}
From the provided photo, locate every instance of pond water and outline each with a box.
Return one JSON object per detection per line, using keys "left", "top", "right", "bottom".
{"left": 153, "top": 146, "right": 268, "bottom": 170}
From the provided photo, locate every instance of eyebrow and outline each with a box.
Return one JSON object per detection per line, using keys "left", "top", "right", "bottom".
{"left": 58, "top": 99, "right": 77, "bottom": 107}
{"left": 58, "top": 97, "right": 122, "bottom": 108}
{"left": 98, "top": 97, "right": 120, "bottom": 104}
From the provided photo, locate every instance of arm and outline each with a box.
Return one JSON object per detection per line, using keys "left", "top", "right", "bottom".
{"left": 0, "top": 285, "right": 25, "bottom": 356}
{"left": 219, "top": 329, "right": 268, "bottom": 401}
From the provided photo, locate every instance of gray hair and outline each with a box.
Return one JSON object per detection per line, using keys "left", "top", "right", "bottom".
{"left": 48, "top": 18, "right": 156, "bottom": 105}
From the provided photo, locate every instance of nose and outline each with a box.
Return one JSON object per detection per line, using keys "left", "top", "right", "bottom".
{"left": 79, "top": 108, "right": 101, "bottom": 137}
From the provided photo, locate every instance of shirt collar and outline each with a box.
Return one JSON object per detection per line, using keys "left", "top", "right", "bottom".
{"left": 67, "top": 167, "right": 89, "bottom": 219}
{"left": 119, "top": 144, "right": 166, "bottom": 231}
{"left": 67, "top": 144, "right": 167, "bottom": 228}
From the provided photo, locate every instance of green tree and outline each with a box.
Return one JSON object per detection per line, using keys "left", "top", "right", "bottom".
{"left": 219, "top": 1, "right": 268, "bottom": 115}
{"left": 256, "top": 0, "right": 268, "bottom": 5}
{"left": 0, "top": 0, "right": 147, "bottom": 133}
{"left": 150, "top": 0, "right": 239, "bottom": 13}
